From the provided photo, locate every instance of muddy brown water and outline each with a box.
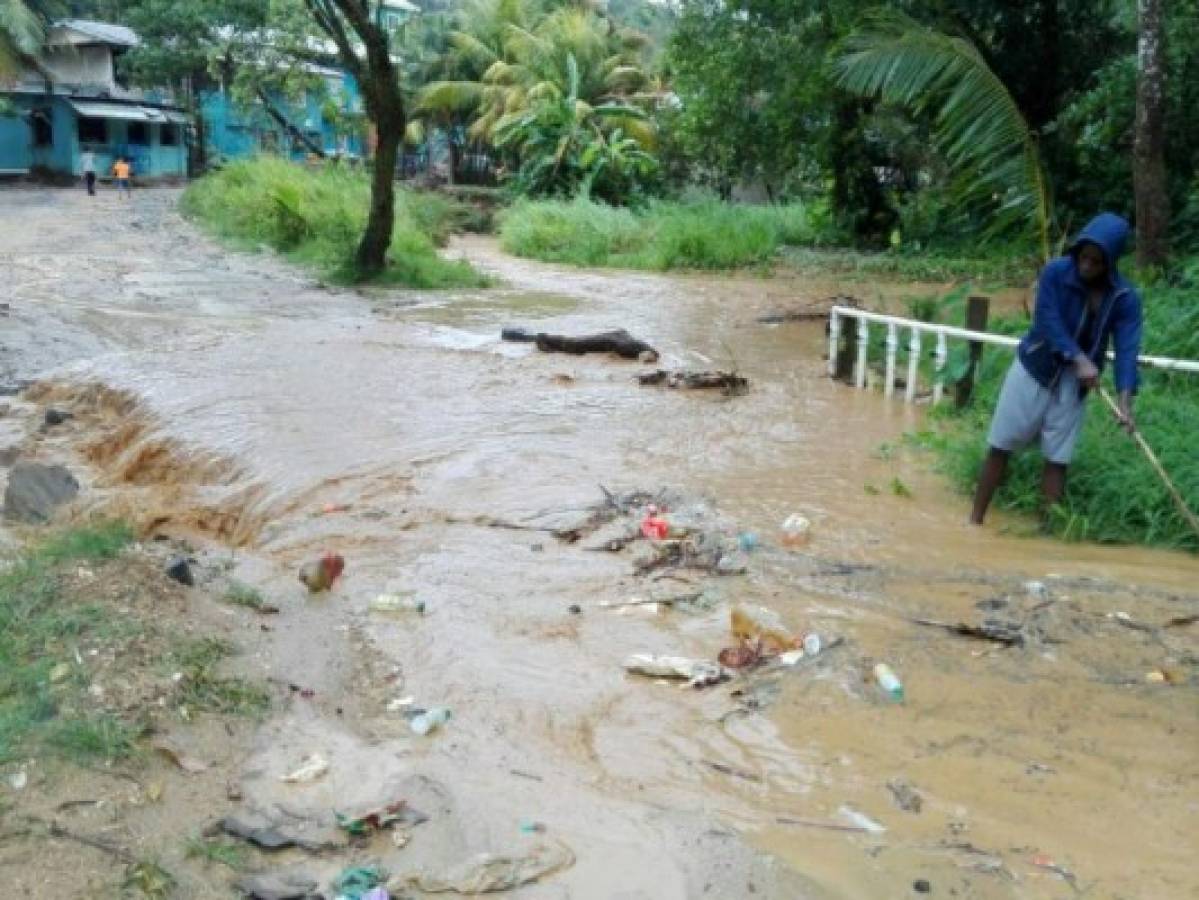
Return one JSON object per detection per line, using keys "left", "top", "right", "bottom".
{"left": 2, "top": 188, "right": 1196, "bottom": 898}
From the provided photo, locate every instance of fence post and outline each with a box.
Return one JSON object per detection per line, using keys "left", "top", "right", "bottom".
{"left": 834, "top": 312, "right": 857, "bottom": 382}
{"left": 954, "top": 295, "right": 991, "bottom": 407}
{"left": 828, "top": 310, "right": 840, "bottom": 377}
{"left": 855, "top": 318, "right": 869, "bottom": 389}
{"left": 905, "top": 328, "right": 921, "bottom": 403}
{"left": 884, "top": 323, "right": 898, "bottom": 397}
{"left": 933, "top": 331, "right": 948, "bottom": 404}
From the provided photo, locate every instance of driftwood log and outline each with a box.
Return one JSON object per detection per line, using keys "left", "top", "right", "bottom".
{"left": 638, "top": 370, "right": 749, "bottom": 396}
{"left": 502, "top": 327, "right": 659, "bottom": 362}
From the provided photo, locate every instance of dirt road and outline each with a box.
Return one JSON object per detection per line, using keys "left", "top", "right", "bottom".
{"left": 1, "top": 187, "right": 1196, "bottom": 899}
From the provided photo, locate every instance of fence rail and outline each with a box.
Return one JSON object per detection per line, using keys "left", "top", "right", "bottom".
{"left": 828, "top": 306, "right": 1199, "bottom": 404}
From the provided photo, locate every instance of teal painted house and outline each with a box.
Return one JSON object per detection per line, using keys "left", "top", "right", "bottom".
{"left": 200, "top": 67, "right": 366, "bottom": 165}
{"left": 0, "top": 20, "right": 189, "bottom": 180}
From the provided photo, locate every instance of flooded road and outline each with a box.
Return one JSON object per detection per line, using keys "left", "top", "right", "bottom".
{"left": 2, "top": 188, "right": 1196, "bottom": 898}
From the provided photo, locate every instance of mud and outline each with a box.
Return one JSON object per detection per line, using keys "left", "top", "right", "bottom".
{"left": 0, "top": 187, "right": 1196, "bottom": 899}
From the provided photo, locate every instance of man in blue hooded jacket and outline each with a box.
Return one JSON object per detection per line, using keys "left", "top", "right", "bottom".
{"left": 970, "top": 213, "right": 1143, "bottom": 525}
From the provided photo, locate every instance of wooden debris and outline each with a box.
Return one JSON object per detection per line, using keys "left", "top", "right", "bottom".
{"left": 502, "top": 327, "right": 659, "bottom": 362}
{"left": 637, "top": 370, "right": 748, "bottom": 395}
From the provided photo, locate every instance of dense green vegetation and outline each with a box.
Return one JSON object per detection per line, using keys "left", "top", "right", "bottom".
{"left": 913, "top": 279, "right": 1199, "bottom": 551}
{"left": 499, "top": 195, "right": 823, "bottom": 269}
{"left": 181, "top": 158, "right": 488, "bottom": 288}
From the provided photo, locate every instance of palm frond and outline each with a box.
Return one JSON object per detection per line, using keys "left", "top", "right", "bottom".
{"left": 418, "top": 80, "right": 485, "bottom": 114}
{"left": 835, "top": 10, "right": 1051, "bottom": 260}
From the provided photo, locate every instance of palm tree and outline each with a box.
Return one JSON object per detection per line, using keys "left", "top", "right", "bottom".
{"left": 0, "top": 0, "right": 52, "bottom": 81}
{"left": 417, "top": 0, "right": 654, "bottom": 151}
{"left": 835, "top": 10, "right": 1052, "bottom": 262}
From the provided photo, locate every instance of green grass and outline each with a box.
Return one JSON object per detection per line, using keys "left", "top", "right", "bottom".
{"left": 913, "top": 278, "right": 1199, "bottom": 551}
{"left": 185, "top": 835, "right": 248, "bottom": 870}
{"left": 780, "top": 246, "right": 1035, "bottom": 285}
{"left": 181, "top": 156, "right": 489, "bottom": 289}
{"left": 122, "top": 860, "right": 176, "bottom": 899}
{"left": 223, "top": 581, "right": 269, "bottom": 612}
{"left": 0, "top": 521, "right": 141, "bottom": 765}
{"left": 498, "top": 195, "right": 826, "bottom": 270}
{"left": 170, "top": 637, "right": 270, "bottom": 717}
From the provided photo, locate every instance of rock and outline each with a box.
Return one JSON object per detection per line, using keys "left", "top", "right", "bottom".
{"left": 568, "top": 604, "right": 582, "bottom": 615}
{"left": 887, "top": 778, "right": 924, "bottom": 814}
{"left": 234, "top": 870, "right": 320, "bottom": 900}
{"left": 913, "top": 878, "right": 932, "bottom": 893}
{"left": 43, "top": 408, "right": 73, "bottom": 427}
{"left": 3, "top": 461, "right": 79, "bottom": 523}
{"left": 221, "top": 813, "right": 342, "bottom": 852}
{"left": 165, "top": 556, "right": 195, "bottom": 587}
{"left": 714, "top": 552, "right": 749, "bottom": 576}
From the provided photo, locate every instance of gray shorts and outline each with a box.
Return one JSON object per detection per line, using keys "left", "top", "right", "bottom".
{"left": 987, "top": 359, "right": 1086, "bottom": 464}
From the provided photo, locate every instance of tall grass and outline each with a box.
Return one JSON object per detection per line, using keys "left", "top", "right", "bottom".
{"left": 499, "top": 195, "right": 826, "bottom": 270}
{"left": 918, "top": 280, "right": 1199, "bottom": 551}
{"left": 181, "top": 157, "right": 488, "bottom": 289}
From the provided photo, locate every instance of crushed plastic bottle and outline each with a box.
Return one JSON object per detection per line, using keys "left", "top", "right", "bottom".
{"left": 780, "top": 513, "right": 812, "bottom": 548}
{"left": 409, "top": 707, "right": 451, "bottom": 736}
{"left": 873, "top": 663, "right": 905, "bottom": 702}
{"left": 369, "top": 593, "right": 426, "bottom": 615}
{"left": 730, "top": 605, "right": 797, "bottom": 653}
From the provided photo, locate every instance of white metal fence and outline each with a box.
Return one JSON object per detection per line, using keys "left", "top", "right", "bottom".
{"left": 828, "top": 305, "right": 1199, "bottom": 404}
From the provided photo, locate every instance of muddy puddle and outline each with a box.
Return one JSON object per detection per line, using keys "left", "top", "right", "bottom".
{"left": 2, "top": 189, "right": 1196, "bottom": 898}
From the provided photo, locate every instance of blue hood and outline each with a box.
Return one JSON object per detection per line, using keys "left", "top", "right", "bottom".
{"left": 1069, "top": 212, "right": 1130, "bottom": 277}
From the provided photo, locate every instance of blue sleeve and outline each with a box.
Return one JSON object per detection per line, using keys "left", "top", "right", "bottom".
{"left": 1112, "top": 290, "right": 1143, "bottom": 393}
{"left": 1033, "top": 263, "right": 1082, "bottom": 361}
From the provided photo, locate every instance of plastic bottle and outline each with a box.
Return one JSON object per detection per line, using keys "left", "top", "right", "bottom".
{"left": 803, "top": 633, "right": 822, "bottom": 657}
{"left": 369, "top": 593, "right": 426, "bottom": 615}
{"left": 873, "top": 663, "right": 905, "bottom": 702}
{"left": 780, "top": 513, "right": 812, "bottom": 548}
{"left": 409, "top": 706, "right": 451, "bottom": 735}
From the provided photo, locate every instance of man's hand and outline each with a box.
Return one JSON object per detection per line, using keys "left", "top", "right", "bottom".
{"left": 1115, "top": 390, "right": 1136, "bottom": 434}
{"left": 1073, "top": 355, "right": 1100, "bottom": 388}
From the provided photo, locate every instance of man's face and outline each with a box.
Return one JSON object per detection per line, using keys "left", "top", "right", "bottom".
{"left": 1077, "top": 243, "right": 1107, "bottom": 285}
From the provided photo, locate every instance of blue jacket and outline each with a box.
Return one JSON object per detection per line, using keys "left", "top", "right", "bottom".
{"left": 1018, "top": 213, "right": 1143, "bottom": 393}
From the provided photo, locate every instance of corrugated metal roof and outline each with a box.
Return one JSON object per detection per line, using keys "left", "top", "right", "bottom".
{"left": 70, "top": 100, "right": 158, "bottom": 122}
{"left": 55, "top": 20, "right": 140, "bottom": 48}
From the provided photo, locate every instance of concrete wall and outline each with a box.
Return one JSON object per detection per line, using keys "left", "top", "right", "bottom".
{"left": 40, "top": 45, "right": 115, "bottom": 91}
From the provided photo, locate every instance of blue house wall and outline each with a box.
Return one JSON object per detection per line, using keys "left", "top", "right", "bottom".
{"left": 200, "top": 73, "right": 364, "bottom": 166}
{"left": 0, "top": 93, "right": 187, "bottom": 178}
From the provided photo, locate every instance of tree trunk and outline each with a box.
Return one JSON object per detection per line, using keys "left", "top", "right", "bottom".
{"left": 358, "top": 100, "right": 400, "bottom": 275}
{"left": 1134, "top": 0, "right": 1169, "bottom": 267}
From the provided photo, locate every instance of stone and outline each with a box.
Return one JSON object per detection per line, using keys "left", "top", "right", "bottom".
{"left": 234, "top": 870, "right": 319, "bottom": 900}
{"left": 165, "top": 556, "right": 195, "bottom": 587}
{"left": 43, "top": 408, "right": 73, "bottom": 427}
{"left": 3, "top": 461, "right": 79, "bottom": 523}
{"left": 913, "top": 878, "right": 932, "bottom": 894}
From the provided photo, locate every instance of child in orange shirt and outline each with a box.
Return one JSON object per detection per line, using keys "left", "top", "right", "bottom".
{"left": 112, "top": 157, "right": 132, "bottom": 198}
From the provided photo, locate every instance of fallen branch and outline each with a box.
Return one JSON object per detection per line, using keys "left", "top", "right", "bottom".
{"left": 501, "top": 327, "right": 659, "bottom": 362}
{"left": 909, "top": 617, "right": 1025, "bottom": 646}
{"left": 637, "top": 370, "right": 748, "bottom": 396}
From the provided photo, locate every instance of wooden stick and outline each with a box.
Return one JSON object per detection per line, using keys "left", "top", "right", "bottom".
{"left": 1098, "top": 386, "right": 1199, "bottom": 542}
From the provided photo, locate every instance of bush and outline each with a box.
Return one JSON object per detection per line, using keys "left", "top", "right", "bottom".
{"left": 498, "top": 195, "right": 828, "bottom": 270}
{"left": 918, "top": 279, "right": 1199, "bottom": 551}
{"left": 181, "top": 157, "right": 488, "bottom": 289}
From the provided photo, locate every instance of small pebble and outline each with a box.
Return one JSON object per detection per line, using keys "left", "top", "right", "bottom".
{"left": 913, "top": 879, "right": 931, "bottom": 894}
{"left": 568, "top": 604, "right": 582, "bottom": 615}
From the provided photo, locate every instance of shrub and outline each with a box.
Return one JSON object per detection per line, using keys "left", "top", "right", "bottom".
{"left": 181, "top": 157, "right": 487, "bottom": 288}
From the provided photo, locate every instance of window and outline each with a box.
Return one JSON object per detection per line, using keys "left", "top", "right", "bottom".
{"left": 78, "top": 117, "right": 107, "bottom": 144}
{"left": 128, "top": 121, "right": 149, "bottom": 144}
{"left": 32, "top": 110, "right": 52, "bottom": 147}
{"left": 159, "top": 124, "right": 177, "bottom": 146}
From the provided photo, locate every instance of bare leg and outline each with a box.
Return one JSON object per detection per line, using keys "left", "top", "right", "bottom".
{"left": 970, "top": 446, "right": 1009, "bottom": 524}
{"left": 1041, "top": 461, "right": 1067, "bottom": 511}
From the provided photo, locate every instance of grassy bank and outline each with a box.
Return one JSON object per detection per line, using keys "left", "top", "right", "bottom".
{"left": 0, "top": 522, "right": 268, "bottom": 765}
{"left": 182, "top": 157, "right": 488, "bottom": 289}
{"left": 916, "top": 280, "right": 1199, "bottom": 551}
{"left": 498, "top": 196, "right": 824, "bottom": 270}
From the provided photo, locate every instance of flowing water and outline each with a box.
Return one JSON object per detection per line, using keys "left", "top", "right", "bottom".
{"left": 3, "top": 188, "right": 1196, "bottom": 898}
